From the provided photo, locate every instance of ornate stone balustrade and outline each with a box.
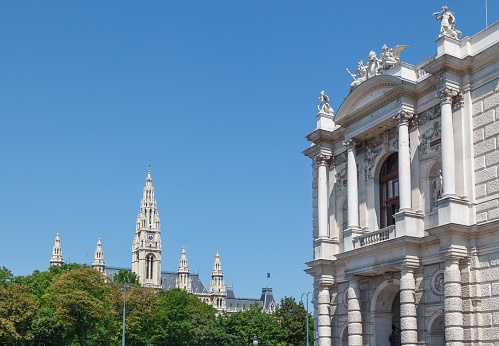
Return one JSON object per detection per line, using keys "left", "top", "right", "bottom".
{"left": 353, "top": 225, "right": 395, "bottom": 248}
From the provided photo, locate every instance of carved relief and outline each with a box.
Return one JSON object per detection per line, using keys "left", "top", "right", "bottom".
{"left": 363, "top": 128, "right": 398, "bottom": 180}
{"left": 336, "top": 167, "right": 347, "bottom": 192}
{"left": 431, "top": 270, "right": 445, "bottom": 296}
{"left": 420, "top": 121, "right": 441, "bottom": 156}
{"left": 334, "top": 152, "right": 347, "bottom": 166}
{"left": 417, "top": 105, "right": 441, "bottom": 126}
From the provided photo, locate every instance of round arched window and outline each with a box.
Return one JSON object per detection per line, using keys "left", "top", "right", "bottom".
{"left": 380, "top": 153, "right": 399, "bottom": 228}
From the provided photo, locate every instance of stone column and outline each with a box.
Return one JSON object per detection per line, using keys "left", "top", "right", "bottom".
{"left": 444, "top": 257, "right": 463, "bottom": 345}
{"left": 436, "top": 87, "right": 458, "bottom": 198}
{"left": 394, "top": 110, "right": 413, "bottom": 211}
{"left": 344, "top": 139, "right": 359, "bottom": 228}
{"left": 316, "top": 154, "right": 330, "bottom": 237}
{"left": 347, "top": 277, "right": 362, "bottom": 346}
{"left": 400, "top": 267, "right": 417, "bottom": 346}
{"left": 317, "top": 286, "right": 332, "bottom": 346}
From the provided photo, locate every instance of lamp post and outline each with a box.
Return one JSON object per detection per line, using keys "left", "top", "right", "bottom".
{"left": 301, "top": 292, "right": 312, "bottom": 346}
{"left": 120, "top": 277, "right": 131, "bottom": 346}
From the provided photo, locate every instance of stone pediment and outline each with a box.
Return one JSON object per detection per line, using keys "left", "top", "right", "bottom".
{"left": 335, "top": 75, "right": 402, "bottom": 124}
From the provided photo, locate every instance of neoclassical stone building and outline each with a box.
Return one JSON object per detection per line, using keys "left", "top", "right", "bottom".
{"left": 303, "top": 10, "right": 499, "bottom": 346}
{"left": 49, "top": 166, "right": 276, "bottom": 313}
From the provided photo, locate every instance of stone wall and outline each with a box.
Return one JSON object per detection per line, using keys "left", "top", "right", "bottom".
{"left": 473, "top": 79, "right": 499, "bottom": 223}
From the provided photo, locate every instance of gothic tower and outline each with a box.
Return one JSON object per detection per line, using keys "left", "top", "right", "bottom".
{"left": 132, "top": 164, "right": 162, "bottom": 288}
{"left": 50, "top": 232, "right": 64, "bottom": 266}
{"left": 209, "top": 250, "right": 226, "bottom": 310}
{"left": 175, "top": 247, "right": 192, "bottom": 292}
{"left": 92, "top": 237, "right": 106, "bottom": 274}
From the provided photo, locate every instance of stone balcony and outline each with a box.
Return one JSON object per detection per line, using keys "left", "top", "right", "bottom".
{"left": 352, "top": 225, "right": 396, "bottom": 249}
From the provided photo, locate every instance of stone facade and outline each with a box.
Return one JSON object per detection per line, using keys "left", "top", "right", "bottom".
{"left": 304, "top": 13, "right": 499, "bottom": 346}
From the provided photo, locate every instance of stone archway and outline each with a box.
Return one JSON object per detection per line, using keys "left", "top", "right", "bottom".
{"left": 427, "top": 311, "right": 445, "bottom": 345}
{"left": 370, "top": 279, "right": 401, "bottom": 346}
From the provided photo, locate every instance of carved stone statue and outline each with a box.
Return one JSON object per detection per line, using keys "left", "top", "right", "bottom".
{"left": 346, "top": 44, "right": 408, "bottom": 92}
{"left": 380, "top": 44, "right": 409, "bottom": 70}
{"left": 433, "top": 6, "right": 462, "bottom": 40}
{"left": 367, "top": 51, "right": 382, "bottom": 78}
{"left": 318, "top": 91, "right": 334, "bottom": 114}
{"left": 346, "top": 61, "right": 368, "bottom": 91}
{"left": 432, "top": 170, "right": 443, "bottom": 203}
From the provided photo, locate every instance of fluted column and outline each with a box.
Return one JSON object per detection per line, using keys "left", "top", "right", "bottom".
{"left": 444, "top": 257, "right": 463, "bottom": 345}
{"left": 436, "top": 87, "right": 458, "bottom": 198}
{"left": 394, "top": 110, "right": 413, "bottom": 211}
{"left": 316, "top": 154, "right": 331, "bottom": 237}
{"left": 343, "top": 139, "right": 359, "bottom": 228}
{"left": 347, "top": 277, "right": 362, "bottom": 346}
{"left": 317, "top": 286, "right": 331, "bottom": 346}
{"left": 400, "top": 267, "right": 417, "bottom": 345}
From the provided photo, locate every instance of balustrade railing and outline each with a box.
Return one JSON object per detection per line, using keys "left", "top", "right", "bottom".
{"left": 353, "top": 225, "right": 395, "bottom": 248}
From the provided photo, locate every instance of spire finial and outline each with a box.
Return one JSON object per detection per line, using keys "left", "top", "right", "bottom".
{"left": 148, "top": 161, "right": 151, "bottom": 173}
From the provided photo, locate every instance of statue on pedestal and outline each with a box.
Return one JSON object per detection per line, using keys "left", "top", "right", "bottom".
{"left": 346, "top": 61, "right": 368, "bottom": 92}
{"left": 318, "top": 91, "right": 334, "bottom": 114}
{"left": 380, "top": 44, "right": 409, "bottom": 70}
{"left": 433, "top": 6, "right": 462, "bottom": 40}
{"left": 432, "top": 170, "right": 443, "bottom": 203}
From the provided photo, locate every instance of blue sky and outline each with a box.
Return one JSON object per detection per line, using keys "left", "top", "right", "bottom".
{"left": 1, "top": 1, "right": 497, "bottom": 304}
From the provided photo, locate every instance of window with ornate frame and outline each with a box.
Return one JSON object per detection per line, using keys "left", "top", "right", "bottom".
{"left": 379, "top": 153, "right": 399, "bottom": 228}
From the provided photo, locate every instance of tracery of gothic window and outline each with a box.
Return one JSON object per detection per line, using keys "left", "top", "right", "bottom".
{"left": 379, "top": 153, "right": 399, "bottom": 228}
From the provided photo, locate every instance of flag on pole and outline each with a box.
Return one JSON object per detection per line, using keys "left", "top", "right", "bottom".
{"left": 267, "top": 273, "right": 270, "bottom": 278}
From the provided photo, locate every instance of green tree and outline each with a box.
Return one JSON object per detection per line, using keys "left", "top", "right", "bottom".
{"left": 222, "top": 302, "right": 283, "bottom": 345}
{"left": 31, "top": 306, "right": 64, "bottom": 342}
{"left": 0, "top": 284, "right": 38, "bottom": 342}
{"left": 0, "top": 267, "right": 13, "bottom": 288}
{"left": 275, "top": 297, "right": 314, "bottom": 345}
{"left": 113, "top": 269, "right": 140, "bottom": 286}
{"left": 45, "top": 267, "right": 109, "bottom": 346}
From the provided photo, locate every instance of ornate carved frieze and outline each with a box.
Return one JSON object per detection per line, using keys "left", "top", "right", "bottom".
{"left": 417, "top": 105, "right": 441, "bottom": 126}
{"left": 419, "top": 121, "right": 441, "bottom": 157}
{"left": 334, "top": 152, "right": 347, "bottom": 167}
{"left": 336, "top": 167, "right": 347, "bottom": 192}
{"left": 363, "top": 128, "right": 398, "bottom": 180}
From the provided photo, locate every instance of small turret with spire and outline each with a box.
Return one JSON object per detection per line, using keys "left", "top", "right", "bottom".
{"left": 92, "top": 237, "right": 106, "bottom": 274}
{"left": 209, "top": 250, "right": 226, "bottom": 310}
{"left": 175, "top": 247, "right": 192, "bottom": 292}
{"left": 50, "top": 232, "right": 64, "bottom": 266}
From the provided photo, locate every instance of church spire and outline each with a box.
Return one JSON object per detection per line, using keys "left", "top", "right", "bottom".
{"left": 209, "top": 250, "right": 226, "bottom": 310}
{"left": 50, "top": 232, "right": 64, "bottom": 266}
{"left": 92, "top": 237, "right": 106, "bottom": 274}
{"left": 176, "top": 247, "right": 192, "bottom": 292}
{"left": 131, "top": 166, "right": 162, "bottom": 288}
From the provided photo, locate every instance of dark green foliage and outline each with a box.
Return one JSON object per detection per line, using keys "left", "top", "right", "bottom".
{"left": 275, "top": 296, "right": 314, "bottom": 346}
{"left": 112, "top": 269, "right": 140, "bottom": 286}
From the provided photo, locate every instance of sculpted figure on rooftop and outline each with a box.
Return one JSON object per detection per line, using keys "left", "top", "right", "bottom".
{"left": 346, "top": 61, "right": 368, "bottom": 91}
{"left": 318, "top": 91, "right": 334, "bottom": 114}
{"left": 346, "top": 44, "right": 408, "bottom": 92}
{"left": 433, "top": 6, "right": 462, "bottom": 40}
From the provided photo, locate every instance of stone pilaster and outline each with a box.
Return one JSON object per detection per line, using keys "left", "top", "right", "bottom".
{"left": 393, "top": 110, "right": 414, "bottom": 211}
{"left": 436, "top": 86, "right": 458, "bottom": 198}
{"left": 400, "top": 261, "right": 419, "bottom": 346}
{"left": 442, "top": 250, "right": 465, "bottom": 346}
{"left": 347, "top": 277, "right": 362, "bottom": 346}
{"left": 342, "top": 139, "right": 362, "bottom": 251}
{"left": 317, "top": 286, "right": 332, "bottom": 346}
{"left": 315, "top": 154, "right": 331, "bottom": 238}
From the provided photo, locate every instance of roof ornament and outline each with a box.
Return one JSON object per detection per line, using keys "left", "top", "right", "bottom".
{"left": 148, "top": 161, "right": 151, "bottom": 173}
{"left": 318, "top": 91, "right": 334, "bottom": 115}
{"left": 433, "top": 6, "right": 462, "bottom": 40}
{"left": 346, "top": 45, "right": 408, "bottom": 92}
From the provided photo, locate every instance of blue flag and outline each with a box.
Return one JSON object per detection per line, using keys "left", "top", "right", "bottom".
{"left": 267, "top": 273, "right": 270, "bottom": 278}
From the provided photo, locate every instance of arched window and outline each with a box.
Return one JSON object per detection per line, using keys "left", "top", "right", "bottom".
{"left": 379, "top": 153, "right": 399, "bottom": 228}
{"left": 146, "top": 254, "right": 155, "bottom": 280}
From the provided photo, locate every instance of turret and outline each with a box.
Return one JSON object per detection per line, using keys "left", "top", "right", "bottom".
{"left": 175, "top": 247, "right": 192, "bottom": 292}
{"left": 50, "top": 232, "right": 64, "bottom": 266}
{"left": 92, "top": 237, "right": 106, "bottom": 274}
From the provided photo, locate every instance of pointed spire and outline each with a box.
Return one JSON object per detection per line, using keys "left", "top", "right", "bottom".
{"left": 176, "top": 247, "right": 192, "bottom": 292}
{"left": 50, "top": 232, "right": 64, "bottom": 267}
{"left": 92, "top": 237, "right": 106, "bottom": 273}
{"left": 210, "top": 249, "right": 225, "bottom": 295}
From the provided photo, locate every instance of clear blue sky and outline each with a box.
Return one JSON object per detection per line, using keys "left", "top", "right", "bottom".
{"left": 1, "top": 1, "right": 497, "bottom": 304}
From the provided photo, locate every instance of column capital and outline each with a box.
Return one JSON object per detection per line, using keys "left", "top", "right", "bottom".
{"left": 343, "top": 138, "right": 356, "bottom": 151}
{"left": 315, "top": 153, "right": 331, "bottom": 166}
{"left": 435, "top": 86, "right": 458, "bottom": 104}
{"left": 399, "top": 256, "right": 420, "bottom": 271}
{"left": 393, "top": 110, "right": 415, "bottom": 126}
{"left": 440, "top": 245, "right": 467, "bottom": 262}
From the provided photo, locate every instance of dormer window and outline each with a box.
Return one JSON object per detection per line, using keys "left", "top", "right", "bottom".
{"left": 380, "top": 153, "right": 399, "bottom": 228}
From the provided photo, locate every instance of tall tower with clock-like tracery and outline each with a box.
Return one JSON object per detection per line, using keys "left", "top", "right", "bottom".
{"left": 132, "top": 164, "right": 162, "bottom": 288}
